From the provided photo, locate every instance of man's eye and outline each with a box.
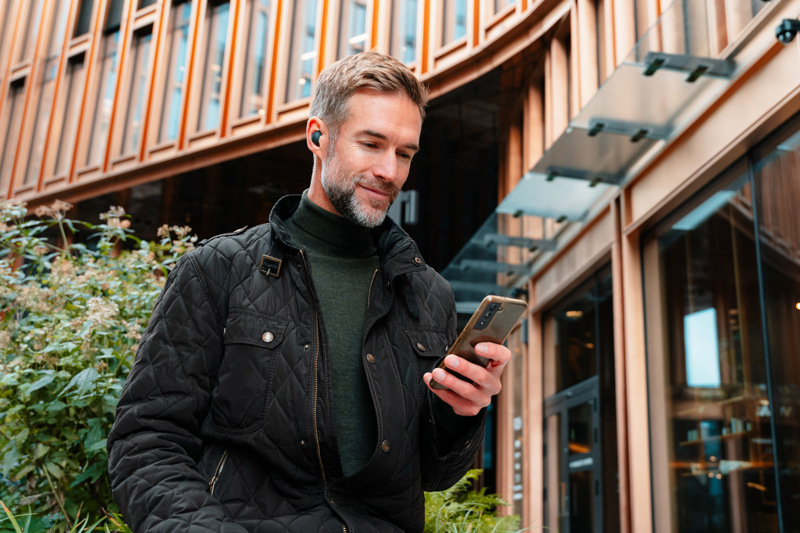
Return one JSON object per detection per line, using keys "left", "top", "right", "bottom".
{"left": 398, "top": 152, "right": 412, "bottom": 161}
{"left": 362, "top": 142, "right": 378, "bottom": 149}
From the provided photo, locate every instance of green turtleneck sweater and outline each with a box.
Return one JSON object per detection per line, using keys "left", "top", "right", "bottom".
{"left": 285, "top": 193, "right": 379, "bottom": 477}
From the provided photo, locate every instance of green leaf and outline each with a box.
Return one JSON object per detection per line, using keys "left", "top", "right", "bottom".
{"left": 44, "top": 462, "right": 63, "bottom": 479}
{"left": 25, "top": 375, "right": 54, "bottom": 396}
{"left": 59, "top": 368, "right": 100, "bottom": 398}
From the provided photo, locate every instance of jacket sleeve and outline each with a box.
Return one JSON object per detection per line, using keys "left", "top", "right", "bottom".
{"left": 419, "top": 294, "right": 486, "bottom": 492}
{"left": 107, "top": 254, "right": 247, "bottom": 533}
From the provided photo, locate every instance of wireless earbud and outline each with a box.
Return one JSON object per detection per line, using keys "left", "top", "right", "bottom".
{"left": 311, "top": 131, "right": 322, "bottom": 146}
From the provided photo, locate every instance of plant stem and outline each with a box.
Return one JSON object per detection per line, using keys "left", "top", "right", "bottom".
{"left": 40, "top": 463, "right": 72, "bottom": 529}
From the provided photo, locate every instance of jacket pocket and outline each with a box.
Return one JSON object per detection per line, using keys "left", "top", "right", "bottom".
{"left": 210, "top": 310, "right": 288, "bottom": 434}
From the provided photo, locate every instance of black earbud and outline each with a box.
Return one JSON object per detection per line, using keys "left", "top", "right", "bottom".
{"left": 311, "top": 131, "right": 322, "bottom": 146}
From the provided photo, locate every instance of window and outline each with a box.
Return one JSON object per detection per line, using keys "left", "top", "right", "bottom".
{"left": 285, "top": 0, "right": 319, "bottom": 102}
{"left": 159, "top": 1, "right": 192, "bottom": 143}
{"left": 53, "top": 55, "right": 87, "bottom": 176}
{"left": 24, "top": 0, "right": 71, "bottom": 184}
{"left": 139, "top": 0, "right": 158, "bottom": 8}
{"left": 16, "top": 0, "right": 45, "bottom": 64}
{"left": 239, "top": 0, "right": 271, "bottom": 118}
{"left": 390, "top": 0, "right": 417, "bottom": 64}
{"left": 0, "top": 80, "right": 26, "bottom": 186}
{"left": 440, "top": 0, "right": 467, "bottom": 46}
{"left": 643, "top": 141, "right": 798, "bottom": 531}
{"left": 493, "top": 0, "right": 516, "bottom": 15}
{"left": 0, "top": 1, "right": 18, "bottom": 82}
{"left": 196, "top": 0, "right": 230, "bottom": 132}
{"left": 74, "top": 0, "right": 95, "bottom": 36}
{"left": 120, "top": 29, "right": 152, "bottom": 155}
{"left": 85, "top": 30, "right": 121, "bottom": 167}
{"left": 337, "top": 0, "right": 369, "bottom": 58}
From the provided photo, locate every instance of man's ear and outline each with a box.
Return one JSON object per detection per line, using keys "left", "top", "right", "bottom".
{"left": 306, "top": 117, "right": 328, "bottom": 156}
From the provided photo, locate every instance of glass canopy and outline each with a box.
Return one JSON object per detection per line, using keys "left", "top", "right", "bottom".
{"left": 441, "top": 0, "right": 780, "bottom": 310}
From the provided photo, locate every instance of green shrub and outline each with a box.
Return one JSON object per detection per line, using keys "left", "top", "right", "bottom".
{"left": 0, "top": 200, "right": 190, "bottom": 531}
{"left": 424, "top": 469, "right": 522, "bottom": 532}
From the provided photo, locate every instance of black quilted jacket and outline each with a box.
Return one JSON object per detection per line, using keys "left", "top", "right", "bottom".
{"left": 107, "top": 195, "right": 485, "bottom": 533}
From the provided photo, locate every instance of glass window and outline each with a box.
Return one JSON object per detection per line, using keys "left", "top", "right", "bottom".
{"left": 139, "top": 0, "right": 158, "bottom": 8}
{"left": 196, "top": 0, "right": 230, "bottom": 132}
{"left": 508, "top": 327, "right": 526, "bottom": 518}
{"left": 106, "top": 0, "right": 124, "bottom": 31}
{"left": 0, "top": 80, "right": 26, "bottom": 185}
{"left": 338, "top": 0, "right": 369, "bottom": 58}
{"left": 239, "top": 0, "right": 271, "bottom": 119}
{"left": 440, "top": 0, "right": 467, "bottom": 47}
{"left": 16, "top": 0, "right": 45, "bottom": 64}
{"left": 53, "top": 55, "right": 87, "bottom": 177}
{"left": 645, "top": 161, "right": 779, "bottom": 532}
{"left": 285, "top": 0, "right": 319, "bottom": 102}
{"left": 389, "top": 0, "right": 417, "bottom": 64}
{"left": 493, "top": 0, "right": 516, "bottom": 14}
{"left": 23, "top": 0, "right": 70, "bottom": 184}
{"left": 121, "top": 29, "right": 152, "bottom": 155}
{"left": 85, "top": 30, "right": 121, "bottom": 167}
{"left": 0, "top": 1, "right": 18, "bottom": 82}
{"left": 74, "top": 0, "right": 95, "bottom": 36}
{"left": 159, "top": 1, "right": 192, "bottom": 143}
{"left": 752, "top": 120, "right": 800, "bottom": 533}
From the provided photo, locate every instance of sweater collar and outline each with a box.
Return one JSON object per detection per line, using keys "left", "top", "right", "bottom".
{"left": 288, "top": 191, "right": 376, "bottom": 257}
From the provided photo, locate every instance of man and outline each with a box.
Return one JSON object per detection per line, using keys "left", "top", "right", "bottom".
{"left": 108, "top": 51, "right": 512, "bottom": 533}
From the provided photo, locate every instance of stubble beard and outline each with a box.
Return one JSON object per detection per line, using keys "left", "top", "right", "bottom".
{"left": 321, "top": 146, "right": 399, "bottom": 228}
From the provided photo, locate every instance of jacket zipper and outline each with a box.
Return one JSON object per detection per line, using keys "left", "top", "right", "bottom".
{"left": 208, "top": 449, "right": 229, "bottom": 495}
{"left": 366, "top": 269, "right": 378, "bottom": 309}
{"left": 300, "top": 251, "right": 327, "bottom": 486}
{"left": 300, "top": 251, "right": 352, "bottom": 533}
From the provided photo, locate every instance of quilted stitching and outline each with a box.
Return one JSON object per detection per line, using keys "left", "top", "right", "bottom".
{"left": 107, "top": 195, "right": 484, "bottom": 532}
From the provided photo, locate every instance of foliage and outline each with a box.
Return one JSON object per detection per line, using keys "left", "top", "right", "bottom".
{"left": 0, "top": 200, "right": 192, "bottom": 531}
{"left": 424, "top": 469, "right": 523, "bottom": 532}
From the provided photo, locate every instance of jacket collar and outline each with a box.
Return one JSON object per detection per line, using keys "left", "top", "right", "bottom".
{"left": 268, "top": 194, "right": 427, "bottom": 281}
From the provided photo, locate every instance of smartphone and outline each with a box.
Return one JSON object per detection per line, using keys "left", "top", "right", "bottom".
{"left": 430, "top": 295, "right": 527, "bottom": 391}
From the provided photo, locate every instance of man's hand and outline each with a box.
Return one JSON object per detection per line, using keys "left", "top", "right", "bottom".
{"left": 423, "top": 342, "right": 512, "bottom": 417}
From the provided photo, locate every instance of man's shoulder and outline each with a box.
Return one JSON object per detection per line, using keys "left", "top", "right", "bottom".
{"left": 185, "top": 223, "right": 273, "bottom": 271}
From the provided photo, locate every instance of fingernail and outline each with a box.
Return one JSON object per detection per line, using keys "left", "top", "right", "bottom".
{"left": 447, "top": 355, "right": 459, "bottom": 368}
{"left": 476, "top": 344, "right": 488, "bottom": 354}
{"left": 433, "top": 368, "right": 446, "bottom": 381}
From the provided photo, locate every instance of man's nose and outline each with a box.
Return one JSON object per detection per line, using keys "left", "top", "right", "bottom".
{"left": 373, "top": 150, "right": 398, "bottom": 182}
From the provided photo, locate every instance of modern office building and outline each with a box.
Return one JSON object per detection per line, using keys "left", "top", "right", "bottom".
{"left": 1, "top": 0, "right": 799, "bottom": 532}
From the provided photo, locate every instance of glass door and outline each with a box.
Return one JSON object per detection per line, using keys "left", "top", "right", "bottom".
{"left": 545, "top": 377, "right": 603, "bottom": 533}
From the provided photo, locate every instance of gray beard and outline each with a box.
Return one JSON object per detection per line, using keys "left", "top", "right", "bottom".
{"left": 321, "top": 154, "right": 397, "bottom": 228}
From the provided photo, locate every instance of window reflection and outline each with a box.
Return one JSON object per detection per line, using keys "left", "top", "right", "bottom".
{"left": 753, "top": 121, "right": 800, "bottom": 532}
{"left": 74, "top": 0, "right": 95, "bottom": 36}
{"left": 239, "top": 0, "right": 271, "bottom": 118}
{"left": 338, "top": 0, "right": 369, "bottom": 58}
{"left": 390, "top": 0, "right": 417, "bottom": 63}
{"left": 159, "top": 1, "right": 191, "bottom": 143}
{"left": 493, "top": 0, "right": 516, "bottom": 14}
{"left": 286, "top": 0, "right": 319, "bottom": 102}
{"left": 16, "top": 0, "right": 45, "bottom": 64}
{"left": 441, "top": 0, "right": 467, "bottom": 46}
{"left": 0, "top": 81, "right": 26, "bottom": 187}
{"left": 86, "top": 31, "right": 120, "bottom": 167}
{"left": 24, "top": 0, "right": 70, "bottom": 184}
{"left": 54, "top": 56, "right": 87, "bottom": 176}
{"left": 121, "top": 31, "right": 152, "bottom": 155}
{"left": 646, "top": 162, "right": 779, "bottom": 531}
{"left": 197, "top": 1, "right": 229, "bottom": 132}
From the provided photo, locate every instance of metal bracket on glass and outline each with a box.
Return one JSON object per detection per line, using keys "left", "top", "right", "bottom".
{"left": 482, "top": 233, "right": 557, "bottom": 252}
{"left": 459, "top": 259, "right": 527, "bottom": 277}
{"left": 642, "top": 52, "right": 736, "bottom": 81}
{"left": 587, "top": 118, "right": 672, "bottom": 142}
{"left": 545, "top": 166, "right": 623, "bottom": 187}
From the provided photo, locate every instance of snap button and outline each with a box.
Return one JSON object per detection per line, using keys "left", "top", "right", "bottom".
{"left": 381, "top": 440, "right": 391, "bottom": 452}
{"left": 416, "top": 342, "right": 425, "bottom": 352}
{"left": 300, "top": 439, "right": 306, "bottom": 446}
{"left": 366, "top": 354, "right": 376, "bottom": 364}
{"left": 414, "top": 257, "right": 421, "bottom": 264}
{"left": 262, "top": 331, "right": 274, "bottom": 343}
{"left": 304, "top": 344, "right": 310, "bottom": 350}
{"left": 330, "top": 498, "right": 337, "bottom": 507}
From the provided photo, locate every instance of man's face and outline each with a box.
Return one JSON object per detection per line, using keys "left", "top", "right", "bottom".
{"left": 319, "top": 90, "right": 422, "bottom": 228}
